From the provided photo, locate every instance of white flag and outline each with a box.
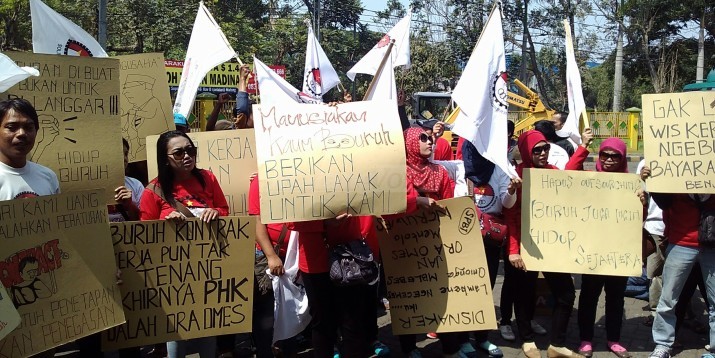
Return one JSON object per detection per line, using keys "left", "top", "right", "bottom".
{"left": 30, "top": 0, "right": 107, "bottom": 57}
{"left": 0, "top": 53, "right": 40, "bottom": 93}
{"left": 363, "top": 54, "right": 396, "bottom": 101}
{"left": 303, "top": 25, "right": 340, "bottom": 100}
{"left": 450, "top": 6, "right": 518, "bottom": 179}
{"left": 254, "top": 57, "right": 321, "bottom": 109}
{"left": 561, "top": 20, "right": 585, "bottom": 144}
{"left": 172, "top": 2, "right": 236, "bottom": 118}
{"left": 347, "top": 12, "right": 411, "bottom": 80}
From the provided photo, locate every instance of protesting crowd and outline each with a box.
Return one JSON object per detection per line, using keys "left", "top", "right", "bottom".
{"left": 1, "top": 1, "right": 715, "bottom": 358}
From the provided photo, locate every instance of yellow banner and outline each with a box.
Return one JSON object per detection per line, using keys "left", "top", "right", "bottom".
{"left": 2, "top": 52, "right": 125, "bottom": 204}
{"left": 377, "top": 197, "right": 497, "bottom": 335}
{"left": 253, "top": 100, "right": 407, "bottom": 223}
{"left": 103, "top": 217, "right": 255, "bottom": 349}
{"left": 0, "top": 190, "right": 124, "bottom": 357}
{"left": 642, "top": 91, "right": 715, "bottom": 193}
{"left": 520, "top": 169, "right": 643, "bottom": 276}
{"left": 146, "top": 129, "right": 257, "bottom": 216}
{"left": 116, "top": 53, "right": 175, "bottom": 163}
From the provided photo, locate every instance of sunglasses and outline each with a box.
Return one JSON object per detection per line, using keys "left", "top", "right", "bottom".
{"left": 599, "top": 152, "right": 623, "bottom": 161}
{"left": 531, "top": 143, "right": 551, "bottom": 155}
{"left": 419, "top": 133, "right": 433, "bottom": 143}
{"left": 168, "top": 146, "right": 197, "bottom": 160}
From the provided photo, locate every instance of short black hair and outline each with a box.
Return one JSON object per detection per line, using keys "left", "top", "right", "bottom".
{"left": 0, "top": 98, "right": 39, "bottom": 130}
{"left": 507, "top": 120, "right": 515, "bottom": 136}
{"left": 554, "top": 112, "right": 568, "bottom": 124}
{"left": 122, "top": 137, "right": 130, "bottom": 151}
{"left": 534, "top": 120, "right": 558, "bottom": 142}
{"left": 19, "top": 256, "right": 39, "bottom": 273}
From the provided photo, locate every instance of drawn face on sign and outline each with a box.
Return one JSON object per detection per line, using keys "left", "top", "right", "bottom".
{"left": 19, "top": 258, "right": 39, "bottom": 282}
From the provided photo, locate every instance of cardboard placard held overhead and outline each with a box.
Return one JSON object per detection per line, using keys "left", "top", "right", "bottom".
{"left": 146, "top": 129, "right": 257, "bottom": 216}
{"left": 103, "top": 217, "right": 255, "bottom": 350}
{"left": 0, "top": 285, "right": 21, "bottom": 341}
{"left": 116, "top": 53, "right": 175, "bottom": 163}
{"left": 520, "top": 169, "right": 643, "bottom": 276}
{"left": 0, "top": 190, "right": 125, "bottom": 357}
{"left": 376, "top": 197, "right": 497, "bottom": 335}
{"left": 1, "top": 52, "right": 124, "bottom": 204}
{"left": 642, "top": 92, "right": 715, "bottom": 193}
{"left": 254, "top": 100, "right": 407, "bottom": 223}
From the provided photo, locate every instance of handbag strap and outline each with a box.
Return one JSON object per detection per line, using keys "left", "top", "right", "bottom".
{"left": 274, "top": 224, "right": 289, "bottom": 253}
{"left": 147, "top": 183, "right": 195, "bottom": 218}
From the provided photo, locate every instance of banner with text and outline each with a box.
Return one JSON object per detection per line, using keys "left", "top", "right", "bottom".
{"left": 0, "top": 285, "right": 21, "bottom": 341}
{"left": 165, "top": 60, "right": 285, "bottom": 95}
{"left": 376, "top": 197, "right": 497, "bottom": 335}
{"left": 103, "top": 217, "right": 255, "bottom": 349}
{"left": 254, "top": 100, "right": 407, "bottom": 223}
{"left": 520, "top": 169, "right": 643, "bottom": 276}
{"left": 642, "top": 92, "right": 715, "bottom": 193}
{"left": 0, "top": 190, "right": 124, "bottom": 357}
{"left": 2, "top": 52, "right": 124, "bottom": 204}
{"left": 116, "top": 53, "right": 175, "bottom": 163}
{"left": 146, "top": 129, "right": 257, "bottom": 216}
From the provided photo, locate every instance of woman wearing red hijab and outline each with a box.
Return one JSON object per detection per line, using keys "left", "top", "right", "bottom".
{"left": 399, "top": 127, "right": 476, "bottom": 357}
{"left": 505, "top": 128, "right": 592, "bottom": 358}
{"left": 576, "top": 138, "right": 632, "bottom": 358}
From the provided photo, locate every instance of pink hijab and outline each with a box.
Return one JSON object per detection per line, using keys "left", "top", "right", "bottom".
{"left": 596, "top": 137, "right": 628, "bottom": 173}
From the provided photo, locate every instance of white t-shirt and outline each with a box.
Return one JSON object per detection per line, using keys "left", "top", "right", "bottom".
{"left": 0, "top": 161, "right": 60, "bottom": 200}
{"left": 637, "top": 160, "right": 665, "bottom": 236}
{"left": 548, "top": 142, "right": 569, "bottom": 170}
{"left": 473, "top": 166, "right": 516, "bottom": 215}
{"left": 108, "top": 176, "right": 145, "bottom": 222}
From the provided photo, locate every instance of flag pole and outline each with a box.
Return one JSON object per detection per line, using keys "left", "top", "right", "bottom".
{"left": 362, "top": 40, "right": 395, "bottom": 101}
{"left": 563, "top": 19, "right": 589, "bottom": 129}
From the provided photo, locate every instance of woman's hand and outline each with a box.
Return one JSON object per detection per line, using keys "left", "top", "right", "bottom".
{"left": 509, "top": 254, "right": 527, "bottom": 271}
{"left": 640, "top": 166, "right": 651, "bottom": 181}
{"left": 637, "top": 189, "right": 648, "bottom": 207}
{"left": 325, "top": 213, "right": 352, "bottom": 227}
{"left": 267, "top": 255, "right": 285, "bottom": 276}
{"left": 416, "top": 197, "right": 446, "bottom": 214}
{"left": 114, "top": 186, "right": 133, "bottom": 205}
{"left": 507, "top": 177, "right": 522, "bottom": 195}
{"left": 200, "top": 208, "right": 219, "bottom": 223}
{"left": 165, "top": 211, "right": 186, "bottom": 223}
{"left": 580, "top": 128, "right": 594, "bottom": 149}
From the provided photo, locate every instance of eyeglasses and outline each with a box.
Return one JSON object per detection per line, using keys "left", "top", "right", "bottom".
{"left": 599, "top": 152, "right": 622, "bottom": 161}
{"left": 419, "top": 133, "right": 433, "bottom": 144}
{"left": 531, "top": 143, "right": 551, "bottom": 155}
{"left": 168, "top": 146, "right": 197, "bottom": 160}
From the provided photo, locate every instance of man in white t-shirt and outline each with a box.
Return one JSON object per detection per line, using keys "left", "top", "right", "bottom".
{"left": 0, "top": 98, "right": 60, "bottom": 200}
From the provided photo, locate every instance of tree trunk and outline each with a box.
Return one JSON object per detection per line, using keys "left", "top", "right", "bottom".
{"left": 696, "top": 9, "right": 705, "bottom": 81}
{"left": 519, "top": 0, "right": 529, "bottom": 85}
{"left": 526, "top": 27, "right": 552, "bottom": 108}
{"left": 613, "top": 20, "right": 624, "bottom": 111}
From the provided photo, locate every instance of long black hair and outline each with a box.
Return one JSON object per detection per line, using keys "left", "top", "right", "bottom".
{"left": 155, "top": 130, "right": 205, "bottom": 208}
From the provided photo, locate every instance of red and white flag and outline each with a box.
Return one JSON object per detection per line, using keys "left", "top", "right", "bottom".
{"left": 255, "top": 56, "right": 321, "bottom": 109}
{"left": 173, "top": 2, "right": 236, "bottom": 118}
{"left": 450, "top": 6, "right": 518, "bottom": 178}
{"left": 302, "top": 25, "right": 340, "bottom": 100}
{"left": 30, "top": 0, "right": 108, "bottom": 57}
{"left": 347, "top": 12, "right": 411, "bottom": 80}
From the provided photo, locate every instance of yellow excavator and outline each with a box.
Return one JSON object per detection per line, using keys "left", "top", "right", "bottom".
{"left": 412, "top": 79, "right": 554, "bottom": 151}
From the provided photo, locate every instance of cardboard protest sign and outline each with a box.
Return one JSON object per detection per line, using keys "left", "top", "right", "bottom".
{"left": 146, "top": 129, "right": 257, "bottom": 216}
{"left": 103, "top": 217, "right": 255, "bottom": 349}
{"left": 116, "top": 53, "right": 175, "bottom": 163}
{"left": 0, "top": 190, "right": 124, "bottom": 357}
{"left": 254, "top": 100, "right": 407, "bottom": 223}
{"left": 1, "top": 52, "right": 124, "bottom": 204}
{"left": 520, "top": 169, "right": 643, "bottom": 276}
{"left": 0, "top": 285, "right": 21, "bottom": 341}
{"left": 376, "top": 197, "right": 497, "bottom": 335}
{"left": 642, "top": 92, "right": 715, "bottom": 193}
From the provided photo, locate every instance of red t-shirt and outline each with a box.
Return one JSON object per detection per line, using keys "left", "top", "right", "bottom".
{"left": 139, "top": 170, "right": 229, "bottom": 220}
{"left": 434, "top": 137, "right": 453, "bottom": 161}
{"left": 664, "top": 195, "right": 715, "bottom": 248}
{"left": 248, "top": 177, "right": 289, "bottom": 256}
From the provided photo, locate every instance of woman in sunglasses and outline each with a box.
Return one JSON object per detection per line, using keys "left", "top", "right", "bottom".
{"left": 505, "top": 128, "right": 592, "bottom": 358}
{"left": 139, "top": 130, "right": 229, "bottom": 358}
{"left": 576, "top": 138, "right": 632, "bottom": 358}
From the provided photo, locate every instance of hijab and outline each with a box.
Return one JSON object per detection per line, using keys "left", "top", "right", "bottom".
{"left": 517, "top": 130, "right": 548, "bottom": 169}
{"left": 596, "top": 137, "right": 627, "bottom": 173}
{"left": 404, "top": 127, "right": 447, "bottom": 194}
